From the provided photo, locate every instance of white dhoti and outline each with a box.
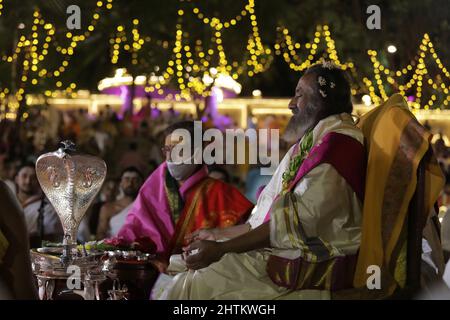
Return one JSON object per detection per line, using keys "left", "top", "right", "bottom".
{"left": 153, "top": 250, "right": 329, "bottom": 300}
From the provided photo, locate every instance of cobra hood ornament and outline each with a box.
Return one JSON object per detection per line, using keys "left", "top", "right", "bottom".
{"left": 35, "top": 140, "right": 107, "bottom": 263}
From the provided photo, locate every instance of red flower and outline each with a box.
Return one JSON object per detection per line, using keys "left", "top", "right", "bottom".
{"left": 104, "top": 236, "right": 129, "bottom": 248}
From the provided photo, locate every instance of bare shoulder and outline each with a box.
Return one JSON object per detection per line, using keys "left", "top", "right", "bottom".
{"left": 99, "top": 202, "right": 115, "bottom": 215}
{"left": 99, "top": 200, "right": 121, "bottom": 217}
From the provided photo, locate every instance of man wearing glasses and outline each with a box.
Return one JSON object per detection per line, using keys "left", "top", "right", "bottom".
{"left": 115, "top": 121, "right": 253, "bottom": 268}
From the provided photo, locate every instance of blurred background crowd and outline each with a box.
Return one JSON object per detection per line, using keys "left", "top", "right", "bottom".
{"left": 0, "top": 103, "right": 289, "bottom": 245}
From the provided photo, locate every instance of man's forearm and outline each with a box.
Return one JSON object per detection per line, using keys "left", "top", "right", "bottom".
{"left": 216, "top": 223, "right": 251, "bottom": 240}
{"left": 219, "top": 222, "right": 269, "bottom": 254}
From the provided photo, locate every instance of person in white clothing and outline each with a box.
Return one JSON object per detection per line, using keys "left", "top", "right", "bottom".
{"left": 96, "top": 167, "right": 143, "bottom": 239}
{"left": 14, "top": 162, "right": 62, "bottom": 247}
{"left": 153, "top": 62, "right": 366, "bottom": 300}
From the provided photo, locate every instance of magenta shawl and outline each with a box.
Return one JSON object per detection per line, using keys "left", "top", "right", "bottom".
{"left": 117, "top": 163, "right": 208, "bottom": 254}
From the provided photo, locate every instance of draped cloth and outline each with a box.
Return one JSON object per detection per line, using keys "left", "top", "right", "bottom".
{"left": 108, "top": 202, "right": 134, "bottom": 237}
{"left": 338, "top": 94, "right": 445, "bottom": 299}
{"left": 266, "top": 131, "right": 366, "bottom": 292}
{"left": 117, "top": 163, "right": 253, "bottom": 257}
{"left": 155, "top": 113, "right": 366, "bottom": 300}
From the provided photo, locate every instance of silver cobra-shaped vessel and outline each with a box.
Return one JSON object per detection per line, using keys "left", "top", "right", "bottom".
{"left": 35, "top": 140, "right": 107, "bottom": 263}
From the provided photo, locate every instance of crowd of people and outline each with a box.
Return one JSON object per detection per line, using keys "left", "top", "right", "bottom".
{"left": 0, "top": 103, "right": 186, "bottom": 179}
{"left": 0, "top": 64, "right": 450, "bottom": 299}
{"left": 0, "top": 100, "right": 281, "bottom": 246}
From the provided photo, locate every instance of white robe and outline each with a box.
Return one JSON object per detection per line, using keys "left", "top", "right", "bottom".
{"left": 23, "top": 199, "right": 63, "bottom": 237}
{"left": 108, "top": 203, "right": 133, "bottom": 237}
{"left": 154, "top": 113, "right": 364, "bottom": 300}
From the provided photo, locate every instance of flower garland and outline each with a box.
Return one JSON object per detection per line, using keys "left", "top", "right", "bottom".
{"left": 281, "top": 130, "right": 314, "bottom": 194}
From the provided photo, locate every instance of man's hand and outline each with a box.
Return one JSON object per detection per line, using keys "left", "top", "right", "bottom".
{"left": 149, "top": 258, "right": 168, "bottom": 273}
{"left": 184, "top": 228, "right": 218, "bottom": 244}
{"left": 183, "top": 240, "right": 224, "bottom": 270}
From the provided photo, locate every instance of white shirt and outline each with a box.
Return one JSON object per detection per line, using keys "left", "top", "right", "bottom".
{"left": 23, "top": 198, "right": 63, "bottom": 237}
{"left": 108, "top": 203, "right": 133, "bottom": 237}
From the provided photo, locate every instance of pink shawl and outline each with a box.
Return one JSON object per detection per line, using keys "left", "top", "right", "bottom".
{"left": 117, "top": 163, "right": 208, "bottom": 254}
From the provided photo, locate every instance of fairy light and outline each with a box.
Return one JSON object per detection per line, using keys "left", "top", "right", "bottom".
{"left": 53, "top": 3, "right": 107, "bottom": 53}
{"left": 190, "top": 1, "right": 248, "bottom": 30}
{"left": 111, "top": 25, "right": 124, "bottom": 64}
{"left": 185, "top": 0, "right": 271, "bottom": 79}
{"left": 131, "top": 19, "right": 144, "bottom": 65}
{"left": 0, "top": 2, "right": 115, "bottom": 118}
{"left": 245, "top": 0, "right": 272, "bottom": 75}
{"left": 110, "top": 18, "right": 147, "bottom": 65}
{"left": 43, "top": 0, "right": 113, "bottom": 88}
{"left": 365, "top": 33, "right": 449, "bottom": 110}
{"left": 277, "top": 24, "right": 352, "bottom": 72}
{"left": 143, "top": 9, "right": 209, "bottom": 98}
{"left": 143, "top": 2, "right": 250, "bottom": 98}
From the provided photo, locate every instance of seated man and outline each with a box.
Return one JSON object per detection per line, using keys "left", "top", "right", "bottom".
{"left": 115, "top": 121, "right": 253, "bottom": 259}
{"left": 14, "top": 162, "right": 63, "bottom": 248}
{"left": 154, "top": 62, "right": 367, "bottom": 299}
{"left": 96, "top": 167, "right": 144, "bottom": 239}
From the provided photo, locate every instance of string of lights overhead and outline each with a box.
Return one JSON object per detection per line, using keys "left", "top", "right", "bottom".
{"left": 275, "top": 24, "right": 354, "bottom": 72}
{"left": 1, "top": 0, "right": 449, "bottom": 122}
{"left": 0, "top": 0, "right": 114, "bottom": 120}
{"left": 364, "top": 33, "right": 450, "bottom": 110}
{"left": 114, "top": 0, "right": 271, "bottom": 100}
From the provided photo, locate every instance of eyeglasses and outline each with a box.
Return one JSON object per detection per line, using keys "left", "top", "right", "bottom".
{"left": 161, "top": 145, "right": 176, "bottom": 154}
{"left": 161, "top": 143, "right": 195, "bottom": 162}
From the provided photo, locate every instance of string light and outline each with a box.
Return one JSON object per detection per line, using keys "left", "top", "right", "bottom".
{"left": 110, "top": 18, "right": 147, "bottom": 65}
{"left": 276, "top": 24, "right": 353, "bottom": 72}
{"left": 107, "top": 0, "right": 273, "bottom": 100}
{"left": 0, "top": 2, "right": 115, "bottom": 120}
{"left": 2, "top": 0, "right": 445, "bottom": 116}
{"left": 189, "top": 0, "right": 248, "bottom": 30}
{"left": 244, "top": 0, "right": 272, "bottom": 75}
{"left": 365, "top": 33, "right": 449, "bottom": 110}
{"left": 185, "top": 0, "right": 271, "bottom": 78}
